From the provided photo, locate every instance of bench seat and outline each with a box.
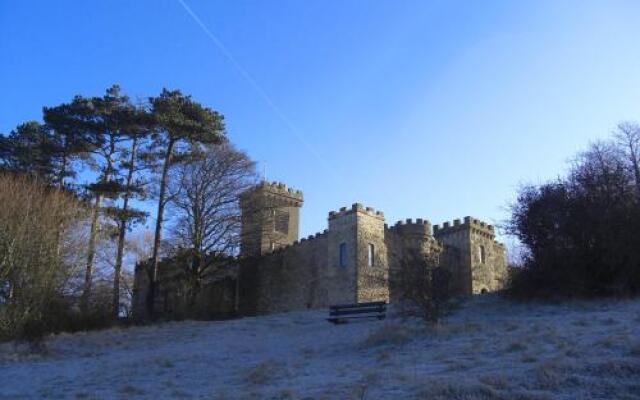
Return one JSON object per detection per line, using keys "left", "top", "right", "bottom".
{"left": 327, "top": 301, "right": 387, "bottom": 324}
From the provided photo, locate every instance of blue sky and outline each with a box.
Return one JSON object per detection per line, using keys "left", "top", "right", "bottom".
{"left": 2, "top": 0, "right": 640, "bottom": 241}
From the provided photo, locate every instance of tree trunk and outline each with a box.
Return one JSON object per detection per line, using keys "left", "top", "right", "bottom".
{"left": 147, "top": 139, "right": 175, "bottom": 317}
{"left": 113, "top": 138, "right": 138, "bottom": 318}
{"left": 84, "top": 141, "right": 116, "bottom": 314}
{"left": 83, "top": 193, "right": 101, "bottom": 312}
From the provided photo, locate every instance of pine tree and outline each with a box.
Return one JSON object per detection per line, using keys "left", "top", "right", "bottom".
{"left": 109, "top": 103, "right": 152, "bottom": 318}
{"left": 146, "top": 89, "right": 226, "bottom": 317}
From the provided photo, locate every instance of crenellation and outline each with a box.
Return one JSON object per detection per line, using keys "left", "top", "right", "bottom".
{"left": 386, "top": 218, "right": 433, "bottom": 237}
{"left": 328, "top": 203, "right": 385, "bottom": 220}
{"left": 434, "top": 216, "right": 496, "bottom": 237}
{"left": 242, "top": 180, "right": 304, "bottom": 202}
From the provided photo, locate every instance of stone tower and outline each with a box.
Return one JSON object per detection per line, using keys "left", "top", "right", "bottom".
{"left": 326, "top": 203, "right": 388, "bottom": 305}
{"left": 433, "top": 216, "right": 507, "bottom": 294}
{"left": 385, "top": 218, "right": 441, "bottom": 301}
{"left": 239, "top": 181, "right": 303, "bottom": 257}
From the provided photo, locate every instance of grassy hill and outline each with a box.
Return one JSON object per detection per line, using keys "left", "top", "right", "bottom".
{"left": 1, "top": 295, "right": 639, "bottom": 399}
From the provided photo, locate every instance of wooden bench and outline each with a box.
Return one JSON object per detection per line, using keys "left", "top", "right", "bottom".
{"left": 327, "top": 301, "right": 387, "bottom": 324}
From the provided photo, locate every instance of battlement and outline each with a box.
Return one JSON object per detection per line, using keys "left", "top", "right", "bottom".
{"left": 241, "top": 180, "right": 303, "bottom": 202}
{"left": 385, "top": 218, "right": 432, "bottom": 236}
{"left": 268, "top": 229, "right": 329, "bottom": 255}
{"left": 433, "top": 216, "right": 495, "bottom": 237}
{"left": 328, "top": 203, "right": 385, "bottom": 220}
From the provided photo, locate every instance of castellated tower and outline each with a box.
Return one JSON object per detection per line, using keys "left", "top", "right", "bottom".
{"left": 326, "top": 204, "right": 388, "bottom": 305}
{"left": 239, "top": 181, "right": 303, "bottom": 257}
{"left": 385, "top": 218, "right": 442, "bottom": 302}
{"left": 433, "top": 217, "right": 507, "bottom": 294}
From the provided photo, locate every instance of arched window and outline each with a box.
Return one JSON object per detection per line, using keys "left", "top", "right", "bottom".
{"left": 368, "top": 243, "right": 375, "bottom": 267}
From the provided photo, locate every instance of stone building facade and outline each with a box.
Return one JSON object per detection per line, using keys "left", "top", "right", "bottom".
{"left": 237, "top": 181, "right": 507, "bottom": 314}
{"left": 133, "top": 181, "right": 508, "bottom": 318}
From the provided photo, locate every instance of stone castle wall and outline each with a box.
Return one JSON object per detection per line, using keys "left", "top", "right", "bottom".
{"left": 239, "top": 231, "right": 328, "bottom": 314}
{"left": 133, "top": 181, "right": 509, "bottom": 319}
{"left": 434, "top": 217, "right": 508, "bottom": 294}
{"left": 351, "top": 205, "right": 388, "bottom": 303}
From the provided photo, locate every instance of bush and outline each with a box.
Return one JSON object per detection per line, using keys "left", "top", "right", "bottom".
{"left": 0, "top": 174, "right": 113, "bottom": 342}
{"left": 394, "top": 251, "right": 453, "bottom": 324}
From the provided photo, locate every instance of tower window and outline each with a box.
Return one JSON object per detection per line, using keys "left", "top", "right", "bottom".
{"left": 339, "top": 243, "right": 348, "bottom": 267}
{"left": 368, "top": 243, "right": 375, "bottom": 267}
{"left": 478, "top": 245, "right": 486, "bottom": 264}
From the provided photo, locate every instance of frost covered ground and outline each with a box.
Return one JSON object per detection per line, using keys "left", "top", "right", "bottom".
{"left": 1, "top": 295, "right": 640, "bottom": 399}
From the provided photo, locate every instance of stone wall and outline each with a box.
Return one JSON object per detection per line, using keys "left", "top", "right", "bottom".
{"left": 469, "top": 230, "right": 508, "bottom": 293}
{"left": 132, "top": 258, "right": 237, "bottom": 320}
{"left": 434, "top": 216, "right": 508, "bottom": 295}
{"left": 326, "top": 207, "right": 358, "bottom": 304}
{"left": 239, "top": 231, "right": 328, "bottom": 314}
{"left": 353, "top": 205, "right": 388, "bottom": 303}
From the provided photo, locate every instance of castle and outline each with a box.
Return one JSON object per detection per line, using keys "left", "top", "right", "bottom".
{"left": 133, "top": 181, "right": 508, "bottom": 317}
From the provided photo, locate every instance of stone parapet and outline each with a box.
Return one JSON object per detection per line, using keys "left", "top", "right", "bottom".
{"left": 267, "top": 229, "right": 329, "bottom": 255}
{"left": 328, "top": 203, "right": 384, "bottom": 220}
{"left": 433, "top": 216, "right": 495, "bottom": 237}
{"left": 240, "top": 181, "right": 303, "bottom": 204}
{"left": 385, "top": 218, "right": 432, "bottom": 236}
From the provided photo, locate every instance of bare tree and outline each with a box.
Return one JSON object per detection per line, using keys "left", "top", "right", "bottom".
{"left": 615, "top": 121, "right": 640, "bottom": 199}
{"left": 394, "top": 251, "right": 452, "bottom": 325}
{"left": 167, "top": 144, "right": 256, "bottom": 309}
{"left": 0, "top": 174, "right": 88, "bottom": 341}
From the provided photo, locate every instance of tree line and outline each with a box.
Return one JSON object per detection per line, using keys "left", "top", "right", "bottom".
{"left": 0, "top": 85, "right": 256, "bottom": 340}
{"left": 507, "top": 122, "right": 640, "bottom": 298}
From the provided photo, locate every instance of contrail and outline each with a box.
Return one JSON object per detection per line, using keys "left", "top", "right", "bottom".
{"left": 176, "top": 0, "right": 337, "bottom": 180}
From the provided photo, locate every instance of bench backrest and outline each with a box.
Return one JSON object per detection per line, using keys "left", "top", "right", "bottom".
{"left": 329, "top": 301, "right": 386, "bottom": 317}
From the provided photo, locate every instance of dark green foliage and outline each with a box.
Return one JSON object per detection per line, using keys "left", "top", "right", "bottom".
{"left": 150, "top": 88, "right": 226, "bottom": 147}
{"left": 0, "top": 122, "right": 59, "bottom": 180}
{"left": 508, "top": 141, "right": 640, "bottom": 298}
{"left": 43, "top": 96, "right": 98, "bottom": 187}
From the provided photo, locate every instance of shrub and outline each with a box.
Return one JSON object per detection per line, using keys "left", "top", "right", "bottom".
{"left": 0, "top": 174, "right": 113, "bottom": 342}
{"left": 394, "top": 251, "right": 453, "bottom": 325}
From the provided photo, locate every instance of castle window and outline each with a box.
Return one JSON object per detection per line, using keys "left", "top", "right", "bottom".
{"left": 339, "top": 243, "right": 348, "bottom": 267}
{"left": 368, "top": 243, "right": 375, "bottom": 267}
{"left": 274, "top": 210, "right": 289, "bottom": 234}
{"left": 478, "top": 245, "right": 486, "bottom": 264}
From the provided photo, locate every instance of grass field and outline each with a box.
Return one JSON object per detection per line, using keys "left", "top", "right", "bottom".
{"left": 1, "top": 295, "right": 639, "bottom": 399}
